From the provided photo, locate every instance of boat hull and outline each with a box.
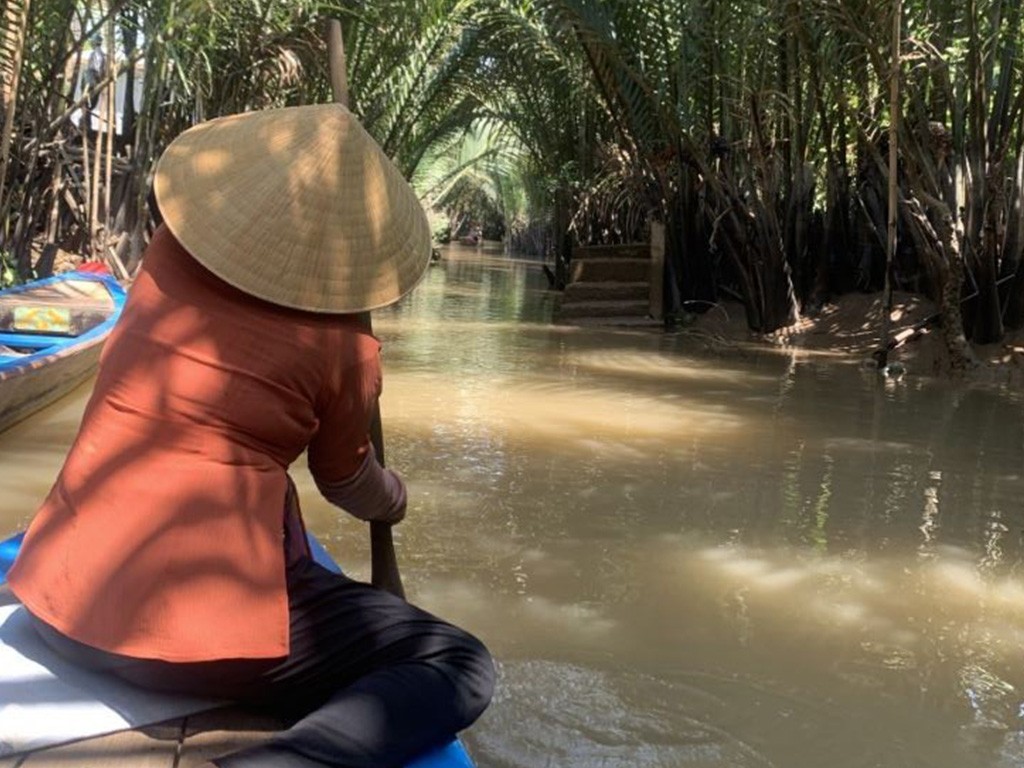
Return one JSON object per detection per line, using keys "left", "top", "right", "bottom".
{"left": 0, "top": 335, "right": 106, "bottom": 431}
{"left": 0, "top": 271, "right": 126, "bottom": 432}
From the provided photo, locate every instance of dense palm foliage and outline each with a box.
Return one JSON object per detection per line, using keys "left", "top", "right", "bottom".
{"left": 0, "top": 0, "right": 492, "bottom": 276}
{"left": 495, "top": 0, "right": 1024, "bottom": 361}
{"left": 2, "top": 0, "right": 1024, "bottom": 361}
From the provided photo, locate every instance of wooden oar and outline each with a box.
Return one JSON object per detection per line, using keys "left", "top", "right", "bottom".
{"left": 327, "top": 18, "right": 405, "bottom": 600}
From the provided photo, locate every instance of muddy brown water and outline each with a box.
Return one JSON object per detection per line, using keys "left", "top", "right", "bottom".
{"left": 3, "top": 246, "right": 1024, "bottom": 767}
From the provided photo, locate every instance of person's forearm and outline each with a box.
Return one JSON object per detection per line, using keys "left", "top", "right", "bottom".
{"left": 315, "top": 445, "right": 406, "bottom": 524}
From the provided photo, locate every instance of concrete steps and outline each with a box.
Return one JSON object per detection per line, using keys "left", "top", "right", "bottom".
{"left": 557, "top": 298, "right": 650, "bottom": 320}
{"left": 554, "top": 228, "right": 666, "bottom": 327}
{"left": 569, "top": 257, "right": 651, "bottom": 284}
{"left": 557, "top": 258, "right": 654, "bottom": 325}
{"left": 562, "top": 281, "right": 649, "bottom": 302}
{"left": 574, "top": 243, "right": 651, "bottom": 260}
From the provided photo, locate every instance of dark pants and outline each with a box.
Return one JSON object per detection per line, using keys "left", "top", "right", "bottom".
{"left": 29, "top": 557, "right": 495, "bottom": 768}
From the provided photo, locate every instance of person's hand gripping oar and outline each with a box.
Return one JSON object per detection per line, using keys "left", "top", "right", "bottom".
{"left": 327, "top": 18, "right": 405, "bottom": 600}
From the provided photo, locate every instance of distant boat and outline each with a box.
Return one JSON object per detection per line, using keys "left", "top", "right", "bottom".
{"left": 0, "top": 268, "right": 126, "bottom": 433}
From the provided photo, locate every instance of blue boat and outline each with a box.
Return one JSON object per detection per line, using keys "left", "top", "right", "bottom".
{"left": 0, "top": 269, "right": 127, "bottom": 432}
{"left": 0, "top": 531, "right": 475, "bottom": 768}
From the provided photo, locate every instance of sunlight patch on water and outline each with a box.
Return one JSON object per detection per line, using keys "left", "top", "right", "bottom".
{"left": 927, "top": 557, "right": 1024, "bottom": 622}
{"left": 564, "top": 349, "right": 775, "bottom": 386}
{"left": 689, "top": 540, "right": 1024, "bottom": 658}
{"left": 822, "top": 436, "right": 921, "bottom": 454}
{"left": 382, "top": 371, "right": 747, "bottom": 452}
{"left": 931, "top": 559, "right": 988, "bottom": 598}
{"left": 413, "top": 578, "right": 617, "bottom": 649}
{"left": 374, "top": 316, "right": 622, "bottom": 337}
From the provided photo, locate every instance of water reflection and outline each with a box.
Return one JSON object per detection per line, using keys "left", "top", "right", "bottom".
{"left": 0, "top": 383, "right": 93, "bottom": 531}
{"left": 3, "top": 249, "right": 1024, "bottom": 766}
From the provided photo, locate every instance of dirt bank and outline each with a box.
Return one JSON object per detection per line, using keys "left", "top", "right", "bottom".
{"left": 690, "top": 291, "right": 1024, "bottom": 387}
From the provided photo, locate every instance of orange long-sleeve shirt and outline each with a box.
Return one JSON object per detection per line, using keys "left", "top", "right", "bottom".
{"left": 8, "top": 225, "right": 382, "bottom": 662}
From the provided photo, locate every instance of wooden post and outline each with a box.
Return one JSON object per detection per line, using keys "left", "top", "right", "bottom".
{"left": 649, "top": 222, "right": 665, "bottom": 321}
{"left": 879, "top": 0, "right": 901, "bottom": 367}
{"left": 326, "top": 20, "right": 349, "bottom": 112}
{"left": 326, "top": 17, "right": 405, "bottom": 600}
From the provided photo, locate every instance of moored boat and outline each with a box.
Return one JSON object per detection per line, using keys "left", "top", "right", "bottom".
{"left": 0, "top": 269, "right": 126, "bottom": 433}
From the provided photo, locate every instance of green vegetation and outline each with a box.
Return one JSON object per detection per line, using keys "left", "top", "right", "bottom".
{"left": 0, "top": 248, "right": 16, "bottom": 288}
{"left": 1, "top": 1, "right": 1023, "bottom": 365}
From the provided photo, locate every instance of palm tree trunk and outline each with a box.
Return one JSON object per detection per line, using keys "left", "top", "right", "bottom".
{"left": 960, "top": 0, "right": 1002, "bottom": 344}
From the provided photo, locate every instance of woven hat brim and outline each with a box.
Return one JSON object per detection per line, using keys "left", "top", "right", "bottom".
{"left": 153, "top": 104, "right": 432, "bottom": 314}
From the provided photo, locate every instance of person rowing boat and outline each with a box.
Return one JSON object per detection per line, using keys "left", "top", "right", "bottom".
{"left": 6, "top": 104, "right": 494, "bottom": 768}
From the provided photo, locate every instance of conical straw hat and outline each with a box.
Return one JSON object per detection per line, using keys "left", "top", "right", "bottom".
{"left": 153, "top": 104, "right": 432, "bottom": 313}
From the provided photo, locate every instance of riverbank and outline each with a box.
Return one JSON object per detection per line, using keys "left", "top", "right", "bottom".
{"left": 689, "top": 291, "right": 1024, "bottom": 387}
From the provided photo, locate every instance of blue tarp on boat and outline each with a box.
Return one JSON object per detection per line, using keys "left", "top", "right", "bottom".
{"left": 0, "top": 531, "right": 21, "bottom": 581}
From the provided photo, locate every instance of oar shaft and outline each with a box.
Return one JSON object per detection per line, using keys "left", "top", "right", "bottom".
{"left": 367, "top": 399, "right": 405, "bottom": 599}
{"left": 327, "top": 17, "right": 405, "bottom": 600}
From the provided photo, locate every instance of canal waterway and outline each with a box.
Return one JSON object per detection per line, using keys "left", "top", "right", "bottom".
{"left": 3, "top": 246, "right": 1024, "bottom": 767}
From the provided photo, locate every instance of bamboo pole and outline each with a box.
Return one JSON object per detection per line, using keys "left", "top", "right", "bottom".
{"left": 89, "top": 31, "right": 103, "bottom": 261}
{"left": 326, "top": 17, "right": 405, "bottom": 600}
{"left": 103, "top": 15, "right": 116, "bottom": 256}
{"left": 90, "top": 112, "right": 102, "bottom": 257}
{"left": 81, "top": 100, "right": 92, "bottom": 257}
{"left": 45, "top": 153, "right": 63, "bottom": 243}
